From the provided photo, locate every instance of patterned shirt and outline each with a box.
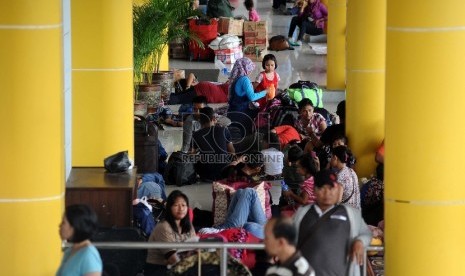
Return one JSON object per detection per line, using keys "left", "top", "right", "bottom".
{"left": 295, "top": 113, "right": 326, "bottom": 138}
{"left": 266, "top": 251, "right": 315, "bottom": 276}
{"left": 301, "top": 176, "right": 316, "bottom": 204}
{"left": 336, "top": 166, "right": 361, "bottom": 209}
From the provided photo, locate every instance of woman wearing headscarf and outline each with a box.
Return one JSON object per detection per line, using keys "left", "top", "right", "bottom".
{"left": 227, "top": 57, "right": 270, "bottom": 136}
{"left": 287, "top": 0, "right": 327, "bottom": 46}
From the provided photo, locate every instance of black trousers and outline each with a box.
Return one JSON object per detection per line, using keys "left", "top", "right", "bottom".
{"left": 288, "top": 16, "right": 309, "bottom": 41}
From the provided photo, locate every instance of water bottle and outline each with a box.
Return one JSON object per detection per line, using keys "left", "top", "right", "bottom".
{"left": 215, "top": 59, "right": 230, "bottom": 77}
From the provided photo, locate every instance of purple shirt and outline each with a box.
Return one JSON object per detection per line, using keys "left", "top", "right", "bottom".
{"left": 298, "top": 1, "right": 328, "bottom": 29}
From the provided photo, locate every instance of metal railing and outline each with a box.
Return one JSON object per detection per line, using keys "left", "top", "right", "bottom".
{"left": 63, "top": 242, "right": 384, "bottom": 276}
{"left": 363, "top": 245, "right": 385, "bottom": 276}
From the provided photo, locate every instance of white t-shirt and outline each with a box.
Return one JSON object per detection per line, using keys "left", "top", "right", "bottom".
{"left": 261, "top": 148, "right": 284, "bottom": 176}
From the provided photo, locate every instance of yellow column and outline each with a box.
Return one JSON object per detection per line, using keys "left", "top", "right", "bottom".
{"left": 385, "top": 1, "right": 465, "bottom": 275}
{"left": 326, "top": 0, "right": 346, "bottom": 90}
{"left": 0, "top": 1, "right": 64, "bottom": 274}
{"left": 72, "top": 0, "right": 134, "bottom": 166}
{"left": 133, "top": 0, "right": 169, "bottom": 72}
{"left": 346, "top": 0, "right": 386, "bottom": 178}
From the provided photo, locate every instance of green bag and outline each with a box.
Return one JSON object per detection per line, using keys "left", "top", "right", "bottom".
{"left": 287, "top": 81, "right": 324, "bottom": 107}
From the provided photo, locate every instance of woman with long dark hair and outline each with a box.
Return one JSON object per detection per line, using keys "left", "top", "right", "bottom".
{"left": 145, "top": 190, "right": 196, "bottom": 275}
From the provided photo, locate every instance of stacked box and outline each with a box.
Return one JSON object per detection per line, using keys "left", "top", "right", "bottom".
{"left": 218, "top": 17, "right": 244, "bottom": 36}
{"left": 243, "top": 45, "right": 265, "bottom": 62}
{"left": 214, "top": 46, "right": 243, "bottom": 64}
{"left": 243, "top": 21, "right": 268, "bottom": 52}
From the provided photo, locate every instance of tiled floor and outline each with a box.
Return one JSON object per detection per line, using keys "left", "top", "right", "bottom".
{"left": 164, "top": 0, "right": 345, "bottom": 210}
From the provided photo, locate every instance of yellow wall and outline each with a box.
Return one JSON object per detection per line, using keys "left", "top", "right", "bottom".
{"left": 326, "top": 0, "right": 346, "bottom": 90}
{"left": 385, "top": 0, "right": 465, "bottom": 274}
{"left": 71, "top": 0, "right": 134, "bottom": 166}
{"left": 346, "top": 0, "right": 385, "bottom": 177}
{"left": 0, "top": 1, "right": 64, "bottom": 274}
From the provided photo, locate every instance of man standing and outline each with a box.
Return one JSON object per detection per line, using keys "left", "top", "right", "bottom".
{"left": 264, "top": 217, "right": 315, "bottom": 276}
{"left": 293, "top": 169, "right": 372, "bottom": 276}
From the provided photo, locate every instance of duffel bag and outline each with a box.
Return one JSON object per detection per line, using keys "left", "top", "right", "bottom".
{"left": 288, "top": 80, "right": 323, "bottom": 107}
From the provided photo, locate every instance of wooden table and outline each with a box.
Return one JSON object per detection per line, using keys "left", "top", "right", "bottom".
{"left": 66, "top": 167, "right": 137, "bottom": 227}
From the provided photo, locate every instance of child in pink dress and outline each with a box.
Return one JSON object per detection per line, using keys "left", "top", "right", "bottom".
{"left": 244, "top": 0, "right": 260, "bottom": 22}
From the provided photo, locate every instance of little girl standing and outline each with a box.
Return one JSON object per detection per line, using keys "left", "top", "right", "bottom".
{"left": 244, "top": 0, "right": 260, "bottom": 22}
{"left": 253, "top": 54, "right": 280, "bottom": 105}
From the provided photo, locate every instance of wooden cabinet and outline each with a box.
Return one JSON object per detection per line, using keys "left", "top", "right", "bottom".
{"left": 66, "top": 168, "right": 137, "bottom": 227}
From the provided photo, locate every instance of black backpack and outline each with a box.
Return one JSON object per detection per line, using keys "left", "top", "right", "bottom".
{"left": 164, "top": 151, "right": 197, "bottom": 186}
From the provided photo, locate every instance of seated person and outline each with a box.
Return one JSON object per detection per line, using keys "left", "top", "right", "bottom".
{"left": 146, "top": 105, "right": 183, "bottom": 127}
{"left": 271, "top": 125, "right": 301, "bottom": 149}
{"left": 331, "top": 134, "right": 356, "bottom": 169}
{"left": 361, "top": 164, "right": 384, "bottom": 226}
{"left": 295, "top": 98, "right": 327, "bottom": 143}
{"left": 330, "top": 146, "right": 361, "bottom": 209}
{"left": 181, "top": 96, "right": 207, "bottom": 153}
{"left": 145, "top": 190, "right": 197, "bottom": 275}
{"left": 375, "top": 139, "right": 385, "bottom": 164}
{"left": 191, "top": 107, "right": 235, "bottom": 181}
{"left": 138, "top": 173, "right": 167, "bottom": 200}
{"left": 260, "top": 132, "right": 284, "bottom": 180}
{"left": 282, "top": 153, "right": 318, "bottom": 211}
{"left": 200, "top": 152, "right": 269, "bottom": 239}
{"left": 169, "top": 73, "right": 229, "bottom": 105}
{"left": 280, "top": 145, "right": 304, "bottom": 206}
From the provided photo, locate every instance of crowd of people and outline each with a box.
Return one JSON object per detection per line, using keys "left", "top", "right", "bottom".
{"left": 55, "top": 1, "right": 389, "bottom": 275}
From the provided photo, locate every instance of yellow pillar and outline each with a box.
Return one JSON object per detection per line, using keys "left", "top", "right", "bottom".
{"left": 346, "top": 0, "right": 386, "bottom": 178}
{"left": 0, "top": 1, "right": 64, "bottom": 274}
{"left": 133, "top": 0, "right": 169, "bottom": 72}
{"left": 72, "top": 0, "right": 134, "bottom": 166}
{"left": 326, "top": 0, "right": 346, "bottom": 90}
{"left": 385, "top": 1, "right": 465, "bottom": 275}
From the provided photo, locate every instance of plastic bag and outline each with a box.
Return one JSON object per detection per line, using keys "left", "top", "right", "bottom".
{"left": 104, "top": 151, "right": 131, "bottom": 173}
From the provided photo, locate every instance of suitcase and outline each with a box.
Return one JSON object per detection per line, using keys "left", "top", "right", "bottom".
{"left": 188, "top": 18, "right": 218, "bottom": 61}
{"left": 134, "top": 116, "right": 159, "bottom": 173}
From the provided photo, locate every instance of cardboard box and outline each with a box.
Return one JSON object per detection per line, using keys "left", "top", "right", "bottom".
{"left": 218, "top": 17, "right": 244, "bottom": 36}
{"left": 214, "top": 46, "right": 243, "bottom": 64}
{"left": 244, "top": 37, "right": 267, "bottom": 46}
{"left": 243, "top": 20, "right": 267, "bottom": 33}
{"left": 244, "top": 52, "right": 264, "bottom": 62}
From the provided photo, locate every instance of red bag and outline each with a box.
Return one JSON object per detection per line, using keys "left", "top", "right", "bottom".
{"left": 188, "top": 18, "right": 218, "bottom": 61}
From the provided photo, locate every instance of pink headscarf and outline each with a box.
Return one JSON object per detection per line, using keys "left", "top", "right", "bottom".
{"left": 229, "top": 57, "right": 255, "bottom": 82}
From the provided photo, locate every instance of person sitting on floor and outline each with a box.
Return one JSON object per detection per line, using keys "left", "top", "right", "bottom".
{"left": 191, "top": 107, "right": 235, "bottom": 181}
{"left": 330, "top": 146, "right": 361, "bottom": 209}
{"left": 330, "top": 133, "right": 356, "bottom": 169}
{"left": 261, "top": 131, "right": 284, "bottom": 180}
{"left": 181, "top": 96, "right": 207, "bottom": 153}
{"left": 264, "top": 217, "right": 315, "bottom": 276}
{"left": 200, "top": 151, "right": 269, "bottom": 238}
{"left": 145, "top": 190, "right": 197, "bottom": 276}
{"left": 281, "top": 144, "right": 305, "bottom": 207}
{"left": 281, "top": 153, "right": 318, "bottom": 212}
